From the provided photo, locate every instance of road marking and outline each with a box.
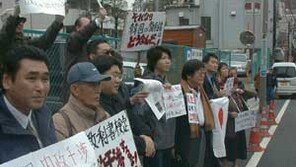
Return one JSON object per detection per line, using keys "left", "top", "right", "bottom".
{"left": 246, "top": 100, "right": 291, "bottom": 167}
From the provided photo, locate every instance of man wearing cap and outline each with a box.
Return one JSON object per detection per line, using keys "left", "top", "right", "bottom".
{"left": 0, "top": 5, "right": 64, "bottom": 65}
{"left": 52, "top": 62, "right": 111, "bottom": 141}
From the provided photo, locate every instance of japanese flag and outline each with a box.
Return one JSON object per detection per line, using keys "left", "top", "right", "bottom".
{"left": 210, "top": 97, "right": 229, "bottom": 158}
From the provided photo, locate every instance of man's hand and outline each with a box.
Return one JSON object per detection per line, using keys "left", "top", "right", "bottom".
{"left": 163, "top": 83, "right": 172, "bottom": 90}
{"left": 98, "top": 7, "right": 107, "bottom": 20}
{"left": 14, "top": 5, "right": 20, "bottom": 16}
{"left": 55, "top": 15, "right": 64, "bottom": 23}
{"left": 140, "top": 135, "right": 155, "bottom": 157}
{"left": 230, "top": 112, "right": 238, "bottom": 118}
{"left": 130, "top": 91, "right": 149, "bottom": 105}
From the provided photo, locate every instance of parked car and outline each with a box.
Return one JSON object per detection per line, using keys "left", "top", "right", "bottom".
{"left": 221, "top": 53, "right": 249, "bottom": 77}
{"left": 272, "top": 62, "right": 296, "bottom": 96}
{"left": 122, "top": 61, "right": 146, "bottom": 85}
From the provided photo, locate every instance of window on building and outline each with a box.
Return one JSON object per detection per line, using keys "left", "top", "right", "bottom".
{"left": 179, "top": 17, "right": 189, "bottom": 25}
{"left": 201, "top": 16, "right": 211, "bottom": 40}
{"left": 0, "top": 2, "right": 2, "bottom": 8}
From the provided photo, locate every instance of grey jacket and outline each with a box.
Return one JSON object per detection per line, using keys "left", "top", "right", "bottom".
{"left": 132, "top": 71, "right": 176, "bottom": 150}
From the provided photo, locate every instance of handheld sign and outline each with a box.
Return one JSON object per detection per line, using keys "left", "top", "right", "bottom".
{"left": 85, "top": 111, "right": 141, "bottom": 167}
{"left": 121, "top": 12, "right": 166, "bottom": 52}
{"left": 235, "top": 110, "right": 257, "bottom": 132}
{"left": 96, "top": 0, "right": 103, "bottom": 8}
{"left": 0, "top": 132, "right": 97, "bottom": 167}
{"left": 163, "top": 85, "right": 186, "bottom": 119}
{"left": 19, "top": 0, "right": 66, "bottom": 16}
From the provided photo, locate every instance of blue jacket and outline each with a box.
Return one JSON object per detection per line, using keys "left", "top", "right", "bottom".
{"left": 0, "top": 95, "right": 57, "bottom": 164}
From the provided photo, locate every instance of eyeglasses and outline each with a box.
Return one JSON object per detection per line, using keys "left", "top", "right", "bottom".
{"left": 111, "top": 74, "right": 123, "bottom": 81}
{"left": 105, "top": 49, "right": 114, "bottom": 55}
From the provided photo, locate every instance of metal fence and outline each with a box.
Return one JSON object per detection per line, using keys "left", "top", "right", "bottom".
{"left": 23, "top": 29, "right": 269, "bottom": 112}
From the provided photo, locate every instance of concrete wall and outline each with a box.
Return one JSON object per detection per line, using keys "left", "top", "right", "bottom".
{"left": 200, "top": 0, "right": 218, "bottom": 48}
{"left": 165, "top": 5, "right": 201, "bottom": 26}
{"left": 202, "top": 0, "right": 265, "bottom": 50}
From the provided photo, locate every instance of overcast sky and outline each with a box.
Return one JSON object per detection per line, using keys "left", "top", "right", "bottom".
{"left": 126, "top": 0, "right": 135, "bottom": 9}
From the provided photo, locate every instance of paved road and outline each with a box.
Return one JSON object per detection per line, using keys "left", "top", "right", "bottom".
{"left": 242, "top": 99, "right": 295, "bottom": 167}
{"left": 256, "top": 99, "right": 296, "bottom": 167}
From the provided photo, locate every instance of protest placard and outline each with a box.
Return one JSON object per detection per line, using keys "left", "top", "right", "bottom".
{"left": 163, "top": 85, "right": 186, "bottom": 119}
{"left": 235, "top": 110, "right": 257, "bottom": 132}
{"left": 19, "top": 0, "right": 65, "bottom": 16}
{"left": 224, "top": 77, "right": 234, "bottom": 96}
{"left": 210, "top": 97, "right": 229, "bottom": 158}
{"left": 96, "top": 0, "right": 103, "bottom": 8}
{"left": 0, "top": 132, "right": 97, "bottom": 167}
{"left": 121, "top": 12, "right": 166, "bottom": 51}
{"left": 135, "top": 78, "right": 165, "bottom": 120}
{"left": 186, "top": 93, "right": 198, "bottom": 124}
{"left": 246, "top": 97, "right": 260, "bottom": 111}
{"left": 85, "top": 111, "right": 141, "bottom": 167}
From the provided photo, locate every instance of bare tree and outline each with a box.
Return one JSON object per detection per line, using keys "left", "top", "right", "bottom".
{"left": 102, "top": 0, "right": 128, "bottom": 38}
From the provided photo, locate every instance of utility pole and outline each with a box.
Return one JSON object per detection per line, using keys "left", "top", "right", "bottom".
{"left": 252, "top": 0, "right": 256, "bottom": 61}
{"left": 259, "top": 38, "right": 268, "bottom": 110}
{"left": 272, "top": 0, "right": 277, "bottom": 51}
{"left": 288, "top": 22, "right": 291, "bottom": 61}
{"left": 154, "top": 0, "right": 159, "bottom": 11}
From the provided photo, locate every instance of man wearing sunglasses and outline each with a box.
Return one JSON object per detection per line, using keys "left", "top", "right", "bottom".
{"left": 87, "top": 39, "right": 113, "bottom": 60}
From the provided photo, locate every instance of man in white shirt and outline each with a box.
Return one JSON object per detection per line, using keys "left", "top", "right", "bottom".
{"left": 0, "top": 46, "right": 56, "bottom": 164}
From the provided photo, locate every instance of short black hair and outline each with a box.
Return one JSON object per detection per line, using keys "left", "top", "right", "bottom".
{"left": 91, "top": 55, "right": 122, "bottom": 74}
{"left": 218, "top": 62, "right": 228, "bottom": 73}
{"left": 2, "top": 46, "right": 49, "bottom": 82}
{"left": 146, "top": 46, "right": 172, "bottom": 72}
{"left": 181, "top": 59, "right": 204, "bottom": 80}
{"left": 229, "top": 67, "right": 237, "bottom": 71}
{"left": 74, "top": 16, "right": 90, "bottom": 28}
{"left": 86, "top": 39, "right": 109, "bottom": 55}
{"left": 202, "top": 52, "right": 218, "bottom": 64}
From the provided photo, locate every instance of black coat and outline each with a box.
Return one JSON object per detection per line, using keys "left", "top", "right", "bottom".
{"left": 0, "top": 15, "right": 63, "bottom": 64}
{"left": 100, "top": 83, "right": 152, "bottom": 155}
{"left": 203, "top": 75, "right": 220, "bottom": 100}
{"left": 64, "top": 21, "right": 98, "bottom": 72}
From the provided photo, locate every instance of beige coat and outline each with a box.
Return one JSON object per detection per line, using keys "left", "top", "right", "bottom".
{"left": 53, "top": 95, "right": 109, "bottom": 141}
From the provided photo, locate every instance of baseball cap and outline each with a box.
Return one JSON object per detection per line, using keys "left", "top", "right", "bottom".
{"left": 67, "top": 62, "right": 111, "bottom": 85}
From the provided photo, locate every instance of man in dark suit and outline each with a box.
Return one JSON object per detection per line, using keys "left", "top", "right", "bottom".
{"left": 203, "top": 53, "right": 220, "bottom": 100}
{"left": 0, "top": 46, "right": 56, "bottom": 163}
{"left": 202, "top": 53, "right": 221, "bottom": 167}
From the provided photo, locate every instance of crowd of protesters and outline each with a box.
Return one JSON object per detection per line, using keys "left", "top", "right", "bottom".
{"left": 0, "top": 5, "right": 258, "bottom": 167}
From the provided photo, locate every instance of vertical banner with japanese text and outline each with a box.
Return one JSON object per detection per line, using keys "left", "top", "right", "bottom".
{"left": 0, "top": 132, "right": 97, "bottom": 167}
{"left": 121, "top": 12, "right": 166, "bottom": 52}
{"left": 85, "top": 111, "right": 141, "bottom": 167}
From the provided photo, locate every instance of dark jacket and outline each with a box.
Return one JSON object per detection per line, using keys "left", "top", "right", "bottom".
{"left": 65, "top": 21, "right": 98, "bottom": 72}
{"left": 0, "top": 95, "right": 57, "bottom": 164}
{"left": 132, "top": 71, "right": 176, "bottom": 150}
{"left": 0, "top": 15, "right": 63, "bottom": 64}
{"left": 175, "top": 80, "right": 201, "bottom": 166}
{"left": 266, "top": 72, "right": 277, "bottom": 88}
{"left": 203, "top": 74, "right": 220, "bottom": 100}
{"left": 100, "top": 83, "right": 152, "bottom": 155}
